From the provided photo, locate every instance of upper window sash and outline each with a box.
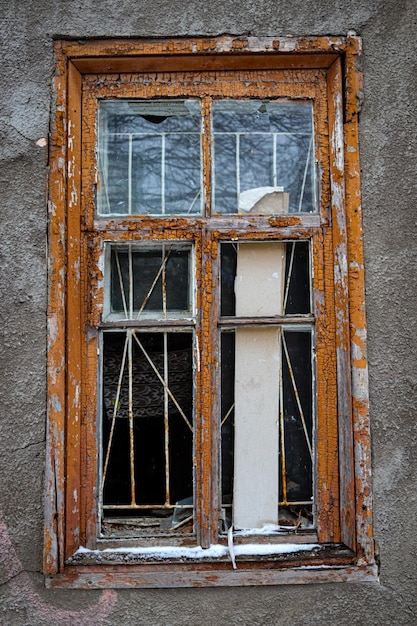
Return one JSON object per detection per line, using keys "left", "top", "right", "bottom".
{"left": 96, "top": 98, "right": 317, "bottom": 218}
{"left": 81, "top": 67, "right": 329, "bottom": 229}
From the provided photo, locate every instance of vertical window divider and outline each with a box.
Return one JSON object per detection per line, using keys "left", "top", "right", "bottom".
{"left": 195, "top": 226, "right": 218, "bottom": 547}
{"left": 162, "top": 242, "right": 167, "bottom": 319}
{"left": 128, "top": 329, "right": 136, "bottom": 506}
{"left": 279, "top": 326, "right": 287, "bottom": 505}
{"left": 128, "top": 134, "right": 133, "bottom": 215}
{"left": 201, "top": 96, "right": 212, "bottom": 217}
{"left": 128, "top": 244, "right": 133, "bottom": 319}
{"left": 208, "top": 231, "right": 221, "bottom": 544}
{"left": 235, "top": 133, "right": 240, "bottom": 210}
{"left": 161, "top": 133, "right": 166, "bottom": 215}
{"left": 273, "top": 133, "right": 277, "bottom": 187}
{"left": 163, "top": 331, "right": 170, "bottom": 507}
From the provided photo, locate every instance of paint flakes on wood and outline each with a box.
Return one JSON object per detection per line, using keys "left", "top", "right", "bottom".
{"left": 44, "top": 35, "right": 375, "bottom": 586}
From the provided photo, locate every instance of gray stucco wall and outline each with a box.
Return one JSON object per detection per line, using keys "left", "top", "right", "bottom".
{"left": 1, "top": 0, "right": 416, "bottom": 623}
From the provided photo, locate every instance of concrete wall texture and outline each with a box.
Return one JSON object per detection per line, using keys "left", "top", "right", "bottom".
{"left": 0, "top": 0, "right": 416, "bottom": 623}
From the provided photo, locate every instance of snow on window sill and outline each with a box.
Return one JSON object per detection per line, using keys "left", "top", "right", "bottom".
{"left": 73, "top": 542, "right": 320, "bottom": 562}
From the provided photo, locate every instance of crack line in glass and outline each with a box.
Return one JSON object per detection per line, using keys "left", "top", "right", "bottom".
{"left": 298, "top": 134, "right": 313, "bottom": 213}
{"left": 114, "top": 249, "right": 128, "bottom": 318}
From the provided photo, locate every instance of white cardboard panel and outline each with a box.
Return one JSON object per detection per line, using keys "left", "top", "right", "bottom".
{"left": 234, "top": 242, "right": 286, "bottom": 317}
{"left": 233, "top": 243, "right": 285, "bottom": 529}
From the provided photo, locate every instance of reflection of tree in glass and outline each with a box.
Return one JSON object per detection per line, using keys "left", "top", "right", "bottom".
{"left": 99, "top": 100, "right": 315, "bottom": 215}
{"left": 164, "top": 134, "right": 201, "bottom": 214}
{"left": 212, "top": 101, "right": 314, "bottom": 214}
{"left": 102, "top": 111, "right": 202, "bottom": 215}
{"left": 132, "top": 136, "right": 161, "bottom": 214}
{"left": 213, "top": 135, "right": 237, "bottom": 213}
{"left": 239, "top": 134, "right": 273, "bottom": 192}
{"left": 104, "top": 136, "right": 130, "bottom": 214}
{"left": 276, "top": 134, "right": 313, "bottom": 212}
{"left": 106, "top": 110, "right": 201, "bottom": 134}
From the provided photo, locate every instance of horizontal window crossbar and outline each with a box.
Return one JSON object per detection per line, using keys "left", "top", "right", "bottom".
{"left": 214, "top": 131, "right": 311, "bottom": 136}
{"left": 103, "top": 504, "right": 193, "bottom": 510}
{"left": 100, "top": 319, "right": 196, "bottom": 329}
{"left": 102, "top": 132, "right": 200, "bottom": 137}
{"left": 218, "top": 316, "right": 314, "bottom": 326}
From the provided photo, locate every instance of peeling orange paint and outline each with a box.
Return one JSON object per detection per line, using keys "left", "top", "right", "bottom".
{"left": 343, "top": 36, "right": 373, "bottom": 564}
{"left": 45, "top": 36, "right": 374, "bottom": 587}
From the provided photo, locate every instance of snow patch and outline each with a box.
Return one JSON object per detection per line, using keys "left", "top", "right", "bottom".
{"left": 75, "top": 542, "right": 319, "bottom": 560}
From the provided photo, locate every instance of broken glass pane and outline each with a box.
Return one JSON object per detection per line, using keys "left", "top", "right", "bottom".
{"left": 220, "top": 331, "right": 235, "bottom": 527}
{"left": 212, "top": 100, "right": 316, "bottom": 214}
{"left": 280, "top": 329, "right": 313, "bottom": 514}
{"left": 220, "top": 241, "right": 311, "bottom": 317}
{"left": 220, "top": 327, "right": 314, "bottom": 531}
{"left": 98, "top": 100, "right": 202, "bottom": 216}
{"left": 220, "top": 240, "right": 314, "bottom": 531}
{"left": 101, "top": 331, "right": 194, "bottom": 536}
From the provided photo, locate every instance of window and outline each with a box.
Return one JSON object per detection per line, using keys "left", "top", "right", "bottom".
{"left": 45, "top": 36, "right": 376, "bottom": 587}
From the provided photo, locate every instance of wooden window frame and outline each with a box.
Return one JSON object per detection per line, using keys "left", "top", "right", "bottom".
{"left": 45, "top": 36, "right": 376, "bottom": 588}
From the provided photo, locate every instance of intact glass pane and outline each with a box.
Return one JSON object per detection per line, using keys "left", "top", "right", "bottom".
{"left": 165, "top": 133, "right": 202, "bottom": 214}
{"left": 213, "top": 134, "right": 237, "bottom": 214}
{"left": 276, "top": 134, "right": 315, "bottom": 213}
{"left": 98, "top": 100, "right": 203, "bottom": 216}
{"left": 240, "top": 133, "right": 273, "bottom": 191}
{"left": 106, "top": 242, "right": 193, "bottom": 320}
{"left": 131, "top": 136, "right": 162, "bottom": 214}
{"left": 102, "top": 136, "right": 130, "bottom": 214}
{"left": 212, "top": 100, "right": 316, "bottom": 214}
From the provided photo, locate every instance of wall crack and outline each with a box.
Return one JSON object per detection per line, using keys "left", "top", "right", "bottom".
{"left": 382, "top": 583, "right": 416, "bottom": 620}
{"left": 12, "top": 439, "right": 46, "bottom": 452}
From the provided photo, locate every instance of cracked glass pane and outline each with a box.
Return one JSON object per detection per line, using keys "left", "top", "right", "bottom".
{"left": 213, "top": 100, "right": 316, "bottom": 214}
{"left": 98, "top": 100, "right": 203, "bottom": 216}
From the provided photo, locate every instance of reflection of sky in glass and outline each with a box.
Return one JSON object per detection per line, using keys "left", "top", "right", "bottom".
{"left": 98, "top": 100, "right": 202, "bottom": 216}
{"left": 97, "top": 99, "right": 316, "bottom": 217}
{"left": 213, "top": 100, "right": 316, "bottom": 214}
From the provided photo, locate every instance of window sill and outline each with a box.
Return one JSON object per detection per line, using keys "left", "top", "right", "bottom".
{"left": 45, "top": 544, "right": 377, "bottom": 588}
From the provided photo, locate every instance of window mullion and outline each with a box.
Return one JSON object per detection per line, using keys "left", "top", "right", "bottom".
{"left": 194, "top": 227, "right": 219, "bottom": 547}
{"left": 201, "top": 96, "right": 212, "bottom": 217}
{"left": 313, "top": 228, "right": 340, "bottom": 542}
